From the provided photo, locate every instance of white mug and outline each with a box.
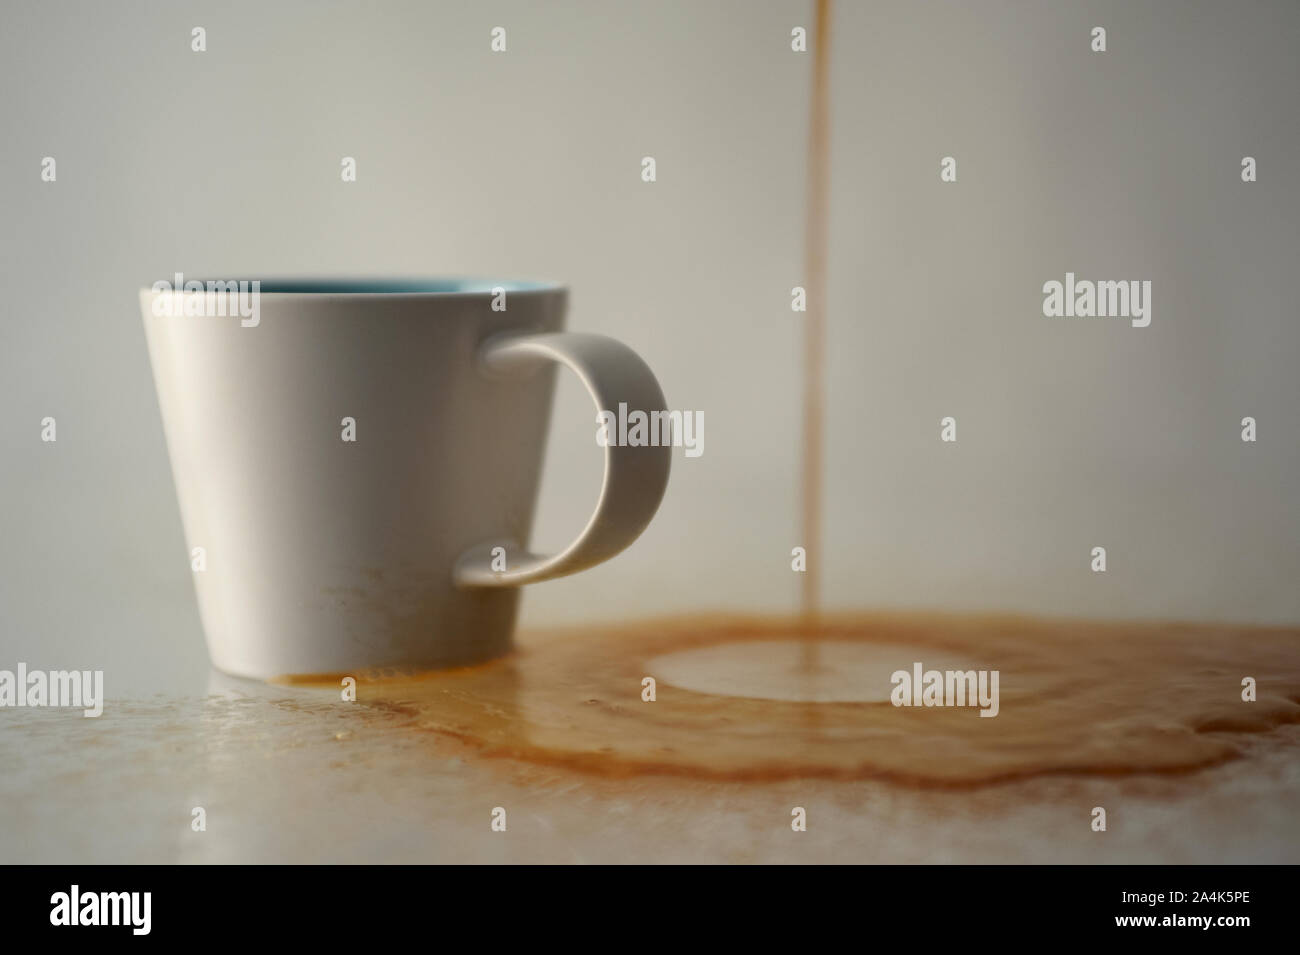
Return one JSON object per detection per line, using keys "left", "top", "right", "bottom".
{"left": 140, "top": 278, "right": 670, "bottom": 681}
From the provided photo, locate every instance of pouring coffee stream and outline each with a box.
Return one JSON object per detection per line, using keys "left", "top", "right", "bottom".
{"left": 799, "top": 0, "right": 832, "bottom": 673}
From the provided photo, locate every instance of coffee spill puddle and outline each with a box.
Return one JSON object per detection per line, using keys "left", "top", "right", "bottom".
{"left": 278, "top": 613, "right": 1300, "bottom": 786}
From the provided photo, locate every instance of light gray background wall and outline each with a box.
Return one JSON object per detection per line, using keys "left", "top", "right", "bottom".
{"left": 1, "top": 1, "right": 1297, "bottom": 693}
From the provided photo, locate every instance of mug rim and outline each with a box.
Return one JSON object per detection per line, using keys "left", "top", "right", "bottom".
{"left": 138, "top": 276, "right": 566, "bottom": 297}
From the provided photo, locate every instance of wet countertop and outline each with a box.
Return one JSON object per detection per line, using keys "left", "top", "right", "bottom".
{"left": 5, "top": 617, "right": 1300, "bottom": 863}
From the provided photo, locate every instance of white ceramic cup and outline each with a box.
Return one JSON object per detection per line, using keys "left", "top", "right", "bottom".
{"left": 140, "top": 278, "right": 670, "bottom": 681}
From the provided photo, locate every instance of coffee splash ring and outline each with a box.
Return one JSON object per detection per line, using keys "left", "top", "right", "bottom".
{"left": 283, "top": 613, "right": 1300, "bottom": 786}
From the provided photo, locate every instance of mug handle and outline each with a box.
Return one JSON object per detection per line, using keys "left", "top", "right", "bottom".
{"left": 453, "top": 331, "right": 672, "bottom": 588}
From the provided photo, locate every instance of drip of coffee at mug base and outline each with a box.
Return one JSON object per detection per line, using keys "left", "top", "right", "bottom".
{"left": 279, "top": 613, "right": 1300, "bottom": 785}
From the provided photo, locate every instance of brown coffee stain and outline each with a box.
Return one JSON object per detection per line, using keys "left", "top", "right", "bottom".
{"left": 279, "top": 612, "right": 1300, "bottom": 787}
